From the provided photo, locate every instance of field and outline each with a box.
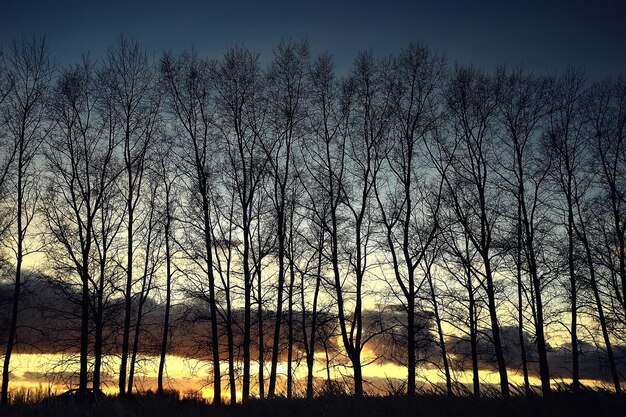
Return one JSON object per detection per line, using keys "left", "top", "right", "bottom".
{"left": 2, "top": 390, "right": 626, "bottom": 417}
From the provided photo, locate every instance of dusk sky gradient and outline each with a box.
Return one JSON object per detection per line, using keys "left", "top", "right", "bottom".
{"left": 1, "top": 0, "right": 625, "bottom": 78}
{"left": 3, "top": 0, "right": 626, "bottom": 402}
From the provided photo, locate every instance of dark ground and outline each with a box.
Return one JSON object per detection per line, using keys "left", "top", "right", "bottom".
{"left": 2, "top": 391, "right": 626, "bottom": 417}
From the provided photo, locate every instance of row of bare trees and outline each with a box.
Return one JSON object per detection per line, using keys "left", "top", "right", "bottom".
{"left": 1, "top": 36, "right": 625, "bottom": 405}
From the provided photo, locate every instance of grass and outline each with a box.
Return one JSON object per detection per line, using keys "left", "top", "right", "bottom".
{"left": 2, "top": 388, "right": 626, "bottom": 416}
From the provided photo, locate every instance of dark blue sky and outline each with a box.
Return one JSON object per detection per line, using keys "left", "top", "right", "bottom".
{"left": 1, "top": 0, "right": 625, "bottom": 78}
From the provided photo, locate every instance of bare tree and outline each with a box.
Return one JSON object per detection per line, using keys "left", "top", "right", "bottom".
{"left": 441, "top": 67, "right": 510, "bottom": 396}
{"left": 497, "top": 67, "right": 552, "bottom": 395}
{"left": 329, "top": 51, "right": 389, "bottom": 396}
{"left": 581, "top": 78, "right": 626, "bottom": 393}
{"left": 160, "top": 50, "right": 223, "bottom": 404}
{"left": 43, "top": 55, "right": 119, "bottom": 396}
{"left": 439, "top": 218, "right": 482, "bottom": 396}
{"left": 262, "top": 40, "right": 310, "bottom": 398}
{"left": 91, "top": 174, "right": 124, "bottom": 391}
{"left": 0, "top": 47, "right": 16, "bottom": 215}
{"left": 545, "top": 70, "right": 587, "bottom": 391}
{"left": 1, "top": 37, "right": 53, "bottom": 405}
{"left": 127, "top": 173, "right": 163, "bottom": 393}
{"left": 418, "top": 238, "right": 452, "bottom": 395}
{"left": 211, "top": 176, "right": 241, "bottom": 405}
{"left": 297, "top": 189, "right": 327, "bottom": 398}
{"left": 102, "top": 36, "right": 159, "bottom": 395}
{"left": 156, "top": 136, "right": 178, "bottom": 395}
{"left": 213, "top": 47, "right": 268, "bottom": 403}
{"left": 588, "top": 78, "right": 626, "bottom": 327}
{"left": 4, "top": 37, "right": 626, "bottom": 401}
{"left": 302, "top": 51, "right": 352, "bottom": 393}
{"left": 373, "top": 43, "right": 445, "bottom": 396}
{"left": 249, "top": 185, "right": 275, "bottom": 399}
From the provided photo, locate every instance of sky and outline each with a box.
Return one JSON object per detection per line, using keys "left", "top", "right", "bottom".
{"left": 1, "top": 0, "right": 625, "bottom": 79}
{"left": 2, "top": 0, "right": 626, "bottom": 396}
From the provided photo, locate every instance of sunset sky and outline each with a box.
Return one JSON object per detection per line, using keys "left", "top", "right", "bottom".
{"left": 2, "top": 0, "right": 626, "bottom": 403}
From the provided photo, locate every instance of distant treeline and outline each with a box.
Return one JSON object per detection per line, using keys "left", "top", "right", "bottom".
{"left": 0, "top": 36, "right": 625, "bottom": 404}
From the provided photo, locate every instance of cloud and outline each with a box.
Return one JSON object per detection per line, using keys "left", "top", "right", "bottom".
{"left": 3, "top": 272, "right": 625, "bottom": 386}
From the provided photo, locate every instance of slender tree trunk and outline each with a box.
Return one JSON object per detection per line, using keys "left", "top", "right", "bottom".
{"left": 157, "top": 212, "right": 172, "bottom": 394}
{"left": 613, "top": 212, "right": 626, "bottom": 326}
{"left": 79, "top": 210, "right": 93, "bottom": 396}
{"left": 402, "top": 144, "right": 417, "bottom": 398}
{"left": 518, "top": 179, "right": 551, "bottom": 395}
{"left": 79, "top": 247, "right": 91, "bottom": 396}
{"left": 286, "top": 204, "right": 296, "bottom": 398}
{"left": 576, "top": 217, "right": 621, "bottom": 394}
{"left": 1, "top": 243, "right": 22, "bottom": 406}
{"left": 225, "top": 302, "right": 236, "bottom": 404}
{"left": 201, "top": 191, "right": 221, "bottom": 405}
{"left": 567, "top": 206, "right": 579, "bottom": 391}
{"left": 351, "top": 351, "right": 363, "bottom": 397}
{"left": 463, "top": 240, "right": 480, "bottom": 398}
{"left": 286, "top": 250, "right": 295, "bottom": 398}
{"left": 331, "top": 213, "right": 363, "bottom": 396}
{"left": 351, "top": 220, "right": 365, "bottom": 398}
{"left": 306, "top": 235, "right": 323, "bottom": 398}
{"left": 128, "top": 196, "right": 157, "bottom": 395}
{"left": 1, "top": 261, "right": 21, "bottom": 405}
{"left": 588, "top": 244, "right": 621, "bottom": 393}
{"left": 528, "top": 254, "right": 551, "bottom": 395}
{"left": 484, "top": 257, "right": 509, "bottom": 396}
{"left": 427, "top": 262, "right": 451, "bottom": 395}
{"left": 324, "top": 340, "right": 331, "bottom": 383}
{"left": 268, "top": 208, "right": 286, "bottom": 397}
{"left": 241, "top": 219, "right": 252, "bottom": 403}
{"left": 257, "top": 259, "right": 265, "bottom": 399}
{"left": 127, "top": 297, "right": 144, "bottom": 394}
{"left": 407, "top": 288, "right": 416, "bottom": 396}
{"left": 516, "top": 212, "right": 530, "bottom": 395}
{"left": 221, "top": 222, "right": 236, "bottom": 405}
{"left": 93, "top": 210, "right": 108, "bottom": 391}
{"left": 468, "top": 269, "right": 480, "bottom": 397}
{"left": 128, "top": 248, "right": 153, "bottom": 395}
{"left": 93, "top": 293, "right": 103, "bottom": 391}
{"left": 119, "top": 182, "right": 133, "bottom": 395}
{"left": 1, "top": 151, "right": 25, "bottom": 406}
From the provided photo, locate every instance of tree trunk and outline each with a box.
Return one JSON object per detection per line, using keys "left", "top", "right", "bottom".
{"left": 286, "top": 206, "right": 296, "bottom": 398}
{"left": 567, "top": 208, "right": 579, "bottom": 391}
{"left": 484, "top": 257, "right": 509, "bottom": 396}
{"left": 516, "top": 256, "right": 530, "bottom": 395}
{"left": 306, "top": 236, "right": 323, "bottom": 398}
{"left": 1, "top": 153, "right": 25, "bottom": 406}
{"left": 257, "top": 261, "right": 265, "bottom": 399}
{"left": 225, "top": 304, "right": 236, "bottom": 404}
{"left": 351, "top": 350, "right": 363, "bottom": 397}
{"left": 202, "top": 191, "right": 221, "bottom": 405}
{"left": 1, "top": 247, "right": 22, "bottom": 405}
{"left": 287, "top": 252, "right": 295, "bottom": 398}
{"left": 157, "top": 213, "right": 172, "bottom": 394}
{"left": 241, "top": 219, "right": 252, "bottom": 403}
{"left": 119, "top": 195, "right": 133, "bottom": 395}
{"left": 79, "top": 255, "right": 90, "bottom": 396}
{"left": 93, "top": 209, "right": 108, "bottom": 391}
{"left": 428, "top": 263, "right": 451, "bottom": 395}
{"left": 577, "top": 217, "right": 621, "bottom": 394}
{"left": 79, "top": 217, "right": 93, "bottom": 396}
{"left": 268, "top": 208, "right": 286, "bottom": 397}
{"left": 407, "top": 290, "right": 416, "bottom": 396}
{"left": 93, "top": 296, "right": 103, "bottom": 391}
{"left": 466, "top": 255, "right": 480, "bottom": 397}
